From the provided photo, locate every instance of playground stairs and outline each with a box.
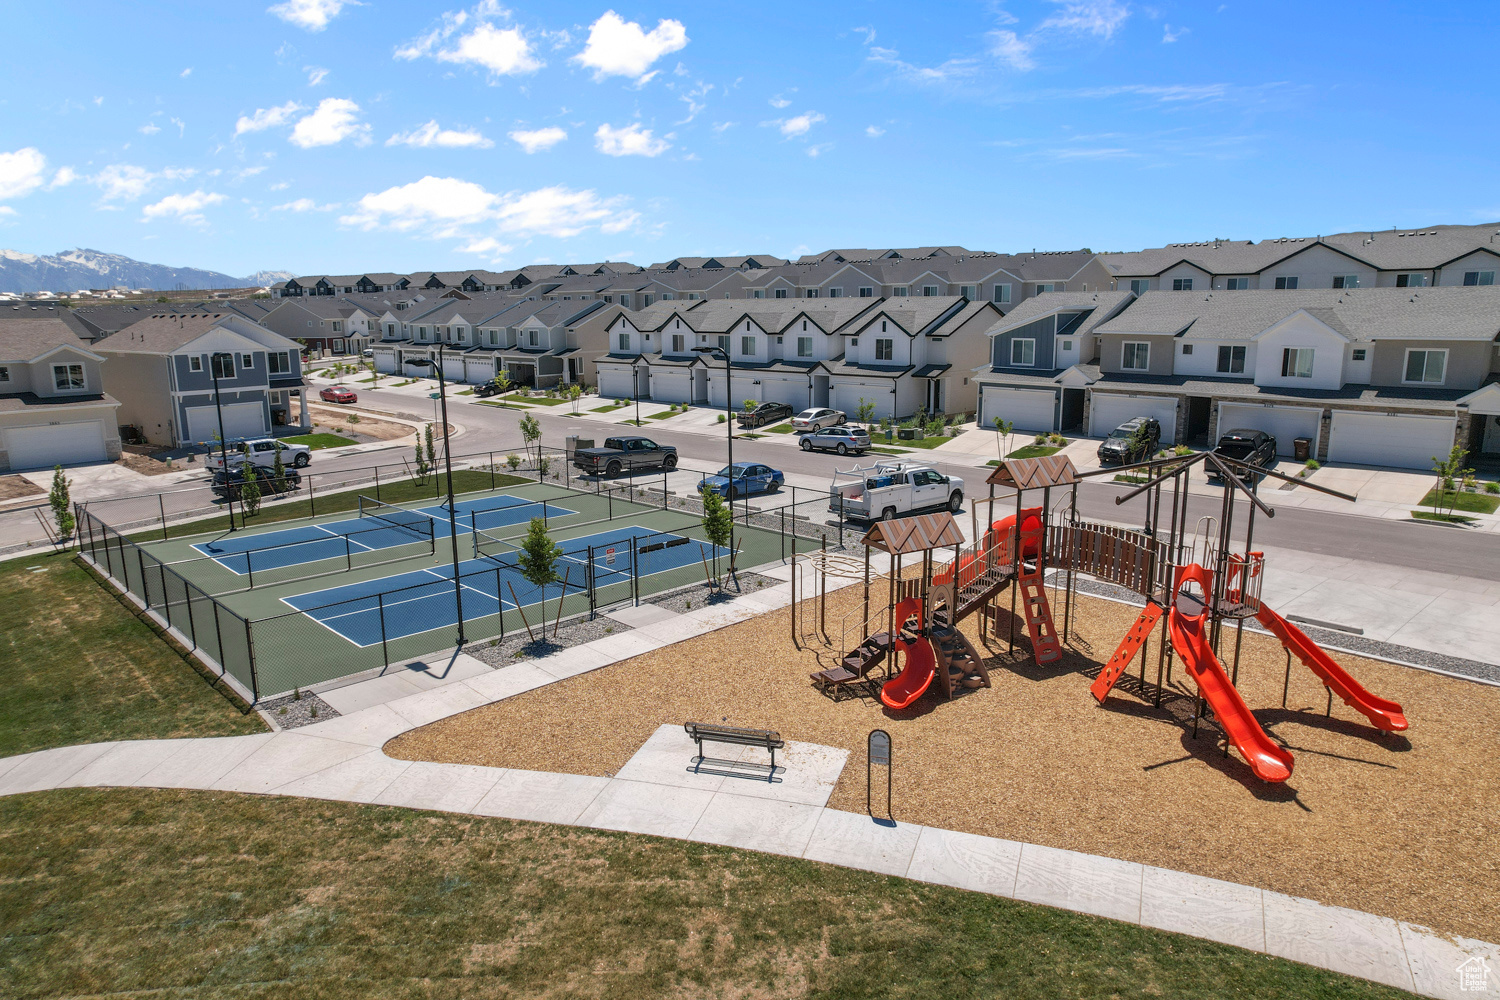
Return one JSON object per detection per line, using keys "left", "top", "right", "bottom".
{"left": 955, "top": 570, "right": 1013, "bottom": 623}
{"left": 930, "top": 622, "right": 990, "bottom": 698}
{"left": 841, "top": 632, "right": 892, "bottom": 677}
{"left": 1090, "top": 602, "right": 1163, "bottom": 704}
{"left": 1018, "top": 564, "right": 1063, "bottom": 666}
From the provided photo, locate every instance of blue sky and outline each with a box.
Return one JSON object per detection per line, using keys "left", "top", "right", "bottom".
{"left": 1, "top": 1, "right": 1497, "bottom": 276}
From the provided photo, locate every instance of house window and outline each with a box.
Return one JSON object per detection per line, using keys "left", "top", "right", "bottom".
{"left": 53, "top": 363, "right": 86, "bottom": 391}
{"left": 1010, "top": 338, "right": 1036, "bottom": 366}
{"left": 386, "top": 323, "right": 395, "bottom": 336}
{"left": 827, "top": 287, "right": 842, "bottom": 298}
{"left": 1060, "top": 340, "right": 1073, "bottom": 352}
{"left": 1332, "top": 275, "right": 1360, "bottom": 289}
{"left": 1395, "top": 273, "right": 1428, "bottom": 287}
{"left": 717, "top": 335, "right": 730, "bottom": 352}
{"left": 1181, "top": 344, "right": 1193, "bottom": 355}
{"left": 1225, "top": 277, "right": 1249, "bottom": 290}
{"left": 211, "top": 354, "right": 235, "bottom": 379}
{"left": 1404, "top": 349, "right": 1447, "bottom": 384}
{"left": 859, "top": 286, "right": 874, "bottom": 298}
{"left": 959, "top": 285, "right": 976, "bottom": 298}
{"left": 0, "top": 366, "right": 8, "bottom": 382}
{"left": 1274, "top": 276, "right": 1299, "bottom": 290}
{"left": 1172, "top": 278, "right": 1194, "bottom": 291}
{"left": 529, "top": 330, "right": 539, "bottom": 346}
{"left": 1121, "top": 342, "right": 1150, "bottom": 371}
{"left": 331, "top": 321, "right": 343, "bottom": 332}
{"left": 1281, "top": 348, "right": 1315, "bottom": 378}
{"left": 893, "top": 287, "right": 909, "bottom": 297}
{"left": 1351, "top": 348, "right": 1367, "bottom": 361}
{"left": 617, "top": 332, "right": 631, "bottom": 351}
{"left": 993, "top": 283, "right": 1012, "bottom": 304}
{"left": 741, "top": 335, "right": 755, "bottom": 355}
{"left": 805, "top": 288, "right": 819, "bottom": 298}
{"left": 643, "top": 295, "right": 654, "bottom": 306}
{"left": 1463, "top": 270, "right": 1496, "bottom": 286}
{"left": 922, "top": 285, "right": 939, "bottom": 296}
{"left": 619, "top": 294, "right": 630, "bottom": 307}
{"left": 240, "top": 353, "right": 253, "bottom": 368}
{"left": 773, "top": 288, "right": 788, "bottom": 299}
{"left": 268, "top": 351, "right": 291, "bottom": 374}
{"left": 796, "top": 336, "right": 813, "bottom": 358}
{"left": 1129, "top": 279, "right": 1150, "bottom": 295}
{"left": 1036, "top": 282, "right": 1062, "bottom": 293}
{"left": 875, "top": 339, "right": 894, "bottom": 361}
{"left": 671, "top": 334, "right": 684, "bottom": 353}
{"left": 189, "top": 356, "right": 203, "bottom": 372}
{"left": 1216, "top": 345, "right": 1246, "bottom": 374}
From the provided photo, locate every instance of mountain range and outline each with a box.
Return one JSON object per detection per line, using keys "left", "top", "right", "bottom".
{"left": 0, "top": 248, "right": 293, "bottom": 294}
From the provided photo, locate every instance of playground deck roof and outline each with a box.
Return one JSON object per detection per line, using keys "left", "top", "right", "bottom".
{"left": 861, "top": 512, "right": 965, "bottom": 555}
{"left": 987, "top": 455, "right": 1079, "bottom": 490}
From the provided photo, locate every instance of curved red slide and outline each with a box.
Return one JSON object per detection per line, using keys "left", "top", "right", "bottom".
{"left": 880, "top": 635, "right": 937, "bottom": 710}
{"left": 1169, "top": 565, "right": 1294, "bottom": 783}
{"left": 1253, "top": 604, "right": 1408, "bottom": 732}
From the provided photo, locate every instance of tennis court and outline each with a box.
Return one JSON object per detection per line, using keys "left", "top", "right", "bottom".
{"left": 283, "top": 526, "right": 727, "bottom": 647}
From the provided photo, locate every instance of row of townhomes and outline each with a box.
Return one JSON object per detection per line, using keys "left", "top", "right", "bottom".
{"left": 1, "top": 227, "right": 1497, "bottom": 472}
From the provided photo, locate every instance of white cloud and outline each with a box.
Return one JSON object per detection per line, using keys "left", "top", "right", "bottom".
{"left": 290, "top": 98, "right": 370, "bottom": 148}
{"left": 853, "top": 25, "right": 876, "bottom": 44}
{"left": 141, "top": 189, "right": 225, "bottom": 223}
{"left": 387, "top": 120, "right": 494, "bottom": 149}
{"left": 508, "top": 126, "right": 567, "bottom": 153}
{"left": 594, "top": 122, "right": 670, "bottom": 157}
{"left": 573, "top": 11, "right": 687, "bottom": 82}
{"left": 600, "top": 209, "right": 640, "bottom": 235}
{"left": 49, "top": 166, "right": 78, "bottom": 190}
{"left": 170, "top": 117, "right": 186, "bottom": 137}
{"left": 273, "top": 197, "right": 337, "bottom": 211}
{"left": 768, "top": 95, "right": 791, "bottom": 109}
{"left": 340, "top": 175, "right": 628, "bottom": 239}
{"left": 235, "top": 166, "right": 268, "bottom": 179}
{"left": 268, "top": 0, "right": 356, "bottom": 32}
{"left": 456, "top": 236, "right": 513, "bottom": 258}
{"left": 306, "top": 66, "right": 329, "bottom": 85}
{"left": 234, "top": 101, "right": 305, "bottom": 137}
{"left": 180, "top": 67, "right": 192, "bottom": 78}
{"left": 0, "top": 206, "right": 15, "bottom": 218}
{"left": 676, "top": 82, "right": 712, "bottom": 124}
{"left": 711, "top": 121, "right": 736, "bottom": 133}
{"left": 987, "top": 30, "right": 1035, "bottom": 70}
{"left": 806, "top": 143, "right": 833, "bottom": 158}
{"left": 139, "top": 123, "right": 162, "bottom": 135}
{"left": 1162, "top": 23, "right": 1188, "bottom": 42}
{"left": 397, "top": 7, "right": 542, "bottom": 78}
{"left": 269, "top": 181, "right": 292, "bottom": 191}
{"left": 93, "top": 164, "right": 195, "bottom": 201}
{"left": 0, "top": 148, "right": 48, "bottom": 200}
{"left": 1040, "top": 0, "right": 1130, "bottom": 40}
{"left": 865, "top": 125, "right": 885, "bottom": 138}
{"left": 867, "top": 46, "right": 980, "bottom": 83}
{"left": 778, "top": 111, "right": 825, "bottom": 137}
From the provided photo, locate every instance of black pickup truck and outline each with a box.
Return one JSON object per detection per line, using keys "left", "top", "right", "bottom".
{"left": 572, "top": 436, "right": 679, "bottom": 477}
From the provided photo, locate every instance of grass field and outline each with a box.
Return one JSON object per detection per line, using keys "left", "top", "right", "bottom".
{"left": 0, "top": 787, "right": 1412, "bottom": 1000}
{"left": 1419, "top": 488, "right": 1500, "bottom": 514}
{"left": 0, "top": 553, "right": 264, "bottom": 756}
{"left": 280, "top": 432, "right": 357, "bottom": 450}
{"left": 503, "top": 393, "right": 566, "bottom": 406}
{"left": 590, "top": 403, "right": 627, "bottom": 413}
{"left": 1411, "top": 509, "right": 1477, "bottom": 524}
{"left": 1007, "top": 444, "right": 1063, "bottom": 459}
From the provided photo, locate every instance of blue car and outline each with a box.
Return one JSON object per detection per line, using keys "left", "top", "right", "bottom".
{"left": 697, "top": 462, "right": 784, "bottom": 499}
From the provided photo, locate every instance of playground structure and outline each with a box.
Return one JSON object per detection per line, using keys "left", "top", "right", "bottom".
{"left": 795, "top": 452, "right": 1409, "bottom": 784}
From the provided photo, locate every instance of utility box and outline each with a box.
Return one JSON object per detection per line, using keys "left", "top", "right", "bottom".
{"left": 565, "top": 436, "right": 593, "bottom": 459}
{"left": 1293, "top": 437, "right": 1312, "bottom": 461}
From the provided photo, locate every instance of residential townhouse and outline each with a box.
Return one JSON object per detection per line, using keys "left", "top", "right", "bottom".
{"left": 258, "top": 298, "right": 379, "bottom": 356}
{"left": 0, "top": 309, "right": 122, "bottom": 470}
{"left": 1058, "top": 286, "right": 1500, "bottom": 468}
{"left": 648, "top": 255, "right": 787, "bottom": 270}
{"left": 95, "top": 312, "right": 311, "bottom": 447}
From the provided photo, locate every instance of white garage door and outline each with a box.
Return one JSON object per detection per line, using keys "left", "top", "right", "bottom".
{"left": 1089, "top": 394, "right": 1179, "bottom": 446}
{"left": 373, "top": 350, "right": 399, "bottom": 374}
{"left": 596, "top": 367, "right": 634, "bottom": 400}
{"left": 442, "top": 354, "right": 466, "bottom": 382}
{"left": 832, "top": 382, "right": 891, "bottom": 419}
{"left": 185, "top": 402, "right": 267, "bottom": 445}
{"left": 1328, "top": 410, "right": 1456, "bottom": 470}
{"left": 6, "top": 421, "right": 107, "bottom": 470}
{"left": 649, "top": 370, "right": 691, "bottom": 404}
{"left": 1218, "top": 403, "right": 1321, "bottom": 458}
{"left": 463, "top": 357, "right": 494, "bottom": 383}
{"left": 980, "top": 387, "right": 1056, "bottom": 434}
{"left": 760, "top": 376, "right": 809, "bottom": 409}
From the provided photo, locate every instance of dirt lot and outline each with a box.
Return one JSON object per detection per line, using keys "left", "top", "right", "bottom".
{"left": 388, "top": 583, "right": 1500, "bottom": 944}
{"left": 307, "top": 404, "right": 416, "bottom": 442}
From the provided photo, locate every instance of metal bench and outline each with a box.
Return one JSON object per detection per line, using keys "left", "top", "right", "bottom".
{"left": 684, "top": 722, "right": 785, "bottom": 774}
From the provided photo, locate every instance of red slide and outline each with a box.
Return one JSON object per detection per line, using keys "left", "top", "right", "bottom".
{"left": 1253, "top": 604, "right": 1408, "bottom": 732}
{"left": 880, "top": 635, "right": 937, "bottom": 709}
{"left": 1169, "top": 565, "right": 1294, "bottom": 783}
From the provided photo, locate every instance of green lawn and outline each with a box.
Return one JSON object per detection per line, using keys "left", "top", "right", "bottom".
{"left": 477, "top": 399, "right": 531, "bottom": 410}
{"left": 1411, "top": 510, "right": 1478, "bottom": 524}
{"left": 766, "top": 421, "right": 797, "bottom": 433}
{"left": 0, "top": 787, "right": 1411, "bottom": 1000}
{"left": 590, "top": 403, "right": 627, "bottom": 413}
{"left": 646, "top": 408, "right": 686, "bottom": 420}
{"left": 1419, "top": 489, "right": 1500, "bottom": 514}
{"left": 0, "top": 554, "right": 265, "bottom": 756}
{"left": 280, "top": 432, "right": 357, "bottom": 450}
{"left": 502, "top": 393, "right": 567, "bottom": 406}
{"left": 1006, "top": 444, "right": 1063, "bottom": 460}
{"left": 870, "top": 431, "right": 963, "bottom": 451}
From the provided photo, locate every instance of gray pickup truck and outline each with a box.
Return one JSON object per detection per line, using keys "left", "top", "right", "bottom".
{"left": 572, "top": 436, "right": 679, "bottom": 477}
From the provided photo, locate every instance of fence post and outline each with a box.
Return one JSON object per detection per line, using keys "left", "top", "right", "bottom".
{"left": 346, "top": 533, "right": 353, "bottom": 571}
{"left": 180, "top": 574, "right": 198, "bottom": 649}
{"left": 137, "top": 549, "right": 151, "bottom": 606}
{"left": 309, "top": 477, "right": 317, "bottom": 516}
{"left": 630, "top": 535, "right": 639, "bottom": 606}
{"left": 245, "top": 617, "right": 259, "bottom": 702}
{"left": 489, "top": 452, "right": 495, "bottom": 490}
{"left": 378, "top": 593, "right": 390, "bottom": 669}
{"left": 375, "top": 467, "right": 381, "bottom": 501}
{"left": 211, "top": 601, "right": 226, "bottom": 679}
{"left": 159, "top": 494, "right": 169, "bottom": 540}
{"left": 541, "top": 500, "right": 548, "bottom": 527}
{"left": 158, "top": 561, "right": 172, "bottom": 628}
{"left": 587, "top": 544, "right": 596, "bottom": 619}
{"left": 83, "top": 509, "right": 96, "bottom": 561}
{"left": 246, "top": 549, "right": 255, "bottom": 589}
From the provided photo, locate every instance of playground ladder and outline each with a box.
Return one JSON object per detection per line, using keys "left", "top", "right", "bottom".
{"left": 1090, "top": 602, "right": 1163, "bottom": 704}
{"left": 1018, "top": 561, "right": 1063, "bottom": 666}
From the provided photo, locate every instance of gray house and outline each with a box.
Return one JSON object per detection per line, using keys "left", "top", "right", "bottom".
{"left": 0, "top": 309, "right": 122, "bottom": 470}
{"left": 96, "top": 312, "right": 310, "bottom": 447}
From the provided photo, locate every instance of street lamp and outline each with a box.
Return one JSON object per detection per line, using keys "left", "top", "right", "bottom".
{"left": 404, "top": 346, "right": 465, "bottom": 644}
{"left": 693, "top": 345, "right": 735, "bottom": 581}
{"left": 209, "top": 351, "right": 238, "bottom": 532}
{"left": 633, "top": 357, "right": 644, "bottom": 426}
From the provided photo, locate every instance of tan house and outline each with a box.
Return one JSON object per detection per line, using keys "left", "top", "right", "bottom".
{"left": 0, "top": 309, "right": 122, "bottom": 471}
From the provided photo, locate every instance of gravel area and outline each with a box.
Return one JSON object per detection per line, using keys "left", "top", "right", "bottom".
{"left": 465, "top": 614, "right": 633, "bottom": 668}
{"left": 259, "top": 690, "right": 340, "bottom": 729}
{"left": 644, "top": 571, "right": 782, "bottom": 615}
{"left": 388, "top": 580, "right": 1500, "bottom": 945}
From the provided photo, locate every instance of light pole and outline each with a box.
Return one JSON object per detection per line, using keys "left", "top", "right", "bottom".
{"left": 633, "top": 358, "right": 644, "bottom": 426}
{"left": 210, "top": 351, "right": 238, "bottom": 532}
{"left": 694, "top": 345, "right": 735, "bottom": 580}
{"left": 405, "top": 347, "right": 465, "bottom": 644}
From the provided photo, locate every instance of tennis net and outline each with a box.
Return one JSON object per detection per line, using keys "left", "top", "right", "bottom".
{"left": 473, "top": 525, "right": 522, "bottom": 566}
{"left": 358, "top": 495, "right": 437, "bottom": 543}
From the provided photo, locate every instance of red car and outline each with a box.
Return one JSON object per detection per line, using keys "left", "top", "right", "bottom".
{"left": 320, "top": 385, "right": 358, "bottom": 404}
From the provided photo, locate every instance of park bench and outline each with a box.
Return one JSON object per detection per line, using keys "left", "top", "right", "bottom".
{"left": 683, "top": 722, "right": 784, "bottom": 774}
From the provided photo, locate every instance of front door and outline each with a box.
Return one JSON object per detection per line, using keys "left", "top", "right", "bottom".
{"left": 926, "top": 379, "right": 942, "bottom": 414}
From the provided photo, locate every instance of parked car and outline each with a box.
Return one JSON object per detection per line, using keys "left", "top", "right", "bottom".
{"left": 572, "top": 436, "right": 679, "bottom": 477}
{"left": 472, "top": 379, "right": 508, "bottom": 398}
{"left": 698, "top": 462, "right": 784, "bottom": 499}
{"left": 799, "top": 425, "right": 871, "bottom": 456}
{"left": 792, "top": 407, "right": 847, "bottom": 431}
{"left": 829, "top": 461, "right": 964, "bottom": 522}
{"left": 1206, "top": 428, "right": 1278, "bottom": 482}
{"left": 1096, "top": 417, "right": 1161, "bottom": 465}
{"left": 360, "top": 348, "right": 374, "bottom": 357}
{"left": 320, "top": 384, "right": 358, "bottom": 404}
{"left": 206, "top": 437, "right": 312, "bottom": 471}
{"left": 212, "top": 464, "right": 301, "bottom": 500}
{"left": 736, "top": 401, "right": 795, "bottom": 428}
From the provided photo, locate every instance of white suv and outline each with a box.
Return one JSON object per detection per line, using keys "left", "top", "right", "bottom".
{"left": 207, "top": 438, "right": 311, "bottom": 470}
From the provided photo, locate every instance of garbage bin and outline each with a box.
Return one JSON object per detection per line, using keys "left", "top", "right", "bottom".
{"left": 1293, "top": 437, "right": 1312, "bottom": 462}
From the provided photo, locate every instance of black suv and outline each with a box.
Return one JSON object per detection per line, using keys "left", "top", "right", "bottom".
{"left": 736, "top": 401, "right": 795, "bottom": 428}
{"left": 212, "top": 464, "right": 302, "bottom": 500}
{"left": 1206, "top": 429, "right": 1277, "bottom": 482}
{"left": 1097, "top": 417, "right": 1162, "bottom": 464}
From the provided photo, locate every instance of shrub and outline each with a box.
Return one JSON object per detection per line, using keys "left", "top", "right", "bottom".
{"left": 717, "top": 413, "right": 726, "bottom": 423}
{"left": 1033, "top": 433, "right": 1047, "bottom": 445}
{"left": 1486, "top": 482, "right": 1500, "bottom": 495}
{"left": 1304, "top": 459, "right": 1320, "bottom": 471}
{"left": 1174, "top": 445, "right": 1192, "bottom": 456}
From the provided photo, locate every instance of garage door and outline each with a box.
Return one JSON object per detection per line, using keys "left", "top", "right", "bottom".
{"left": 649, "top": 370, "right": 691, "bottom": 403}
{"left": 980, "top": 387, "right": 1056, "bottom": 434}
{"left": 373, "top": 350, "right": 399, "bottom": 374}
{"left": 1217, "top": 403, "right": 1321, "bottom": 458}
{"left": 6, "top": 421, "right": 106, "bottom": 470}
{"left": 442, "top": 354, "right": 466, "bottom": 382}
{"left": 1327, "top": 410, "right": 1456, "bottom": 470}
{"left": 1089, "top": 394, "right": 1179, "bottom": 446}
{"left": 760, "top": 376, "right": 809, "bottom": 409}
{"left": 597, "top": 367, "right": 634, "bottom": 399}
{"left": 185, "top": 402, "right": 267, "bottom": 445}
{"left": 832, "top": 383, "right": 888, "bottom": 420}
{"left": 463, "top": 357, "right": 494, "bottom": 383}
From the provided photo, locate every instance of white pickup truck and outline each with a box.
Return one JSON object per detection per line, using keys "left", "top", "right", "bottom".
{"left": 829, "top": 461, "right": 965, "bottom": 522}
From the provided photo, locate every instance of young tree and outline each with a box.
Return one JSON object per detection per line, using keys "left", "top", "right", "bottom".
{"left": 505, "top": 453, "right": 522, "bottom": 473}
{"left": 424, "top": 423, "right": 438, "bottom": 471}
{"left": 519, "top": 412, "right": 542, "bottom": 468}
{"left": 414, "top": 431, "right": 431, "bottom": 483}
{"left": 516, "top": 516, "right": 562, "bottom": 641}
{"left": 239, "top": 462, "right": 262, "bottom": 517}
{"left": 565, "top": 383, "right": 585, "bottom": 415}
{"left": 1126, "top": 421, "right": 1153, "bottom": 463}
{"left": 1431, "top": 445, "right": 1473, "bottom": 520}
{"left": 743, "top": 398, "right": 757, "bottom": 414}
{"left": 345, "top": 412, "right": 361, "bottom": 436}
{"left": 991, "top": 417, "right": 1014, "bottom": 462}
{"left": 495, "top": 366, "right": 511, "bottom": 396}
{"left": 855, "top": 397, "right": 876, "bottom": 429}
{"left": 699, "top": 484, "right": 733, "bottom": 586}
{"left": 272, "top": 442, "right": 287, "bottom": 491}
{"left": 48, "top": 464, "right": 74, "bottom": 541}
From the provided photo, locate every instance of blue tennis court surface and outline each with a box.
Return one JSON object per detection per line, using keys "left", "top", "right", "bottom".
{"left": 282, "top": 526, "right": 726, "bottom": 647}
{"left": 193, "top": 494, "right": 576, "bottom": 575}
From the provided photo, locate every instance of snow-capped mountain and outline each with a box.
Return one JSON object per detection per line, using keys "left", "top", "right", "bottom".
{"left": 0, "top": 248, "right": 290, "bottom": 294}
